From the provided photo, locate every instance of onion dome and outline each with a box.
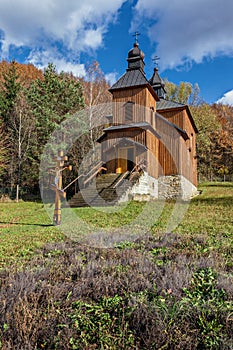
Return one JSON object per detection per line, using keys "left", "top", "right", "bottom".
{"left": 127, "top": 42, "right": 145, "bottom": 72}
{"left": 149, "top": 67, "right": 166, "bottom": 99}
{"left": 128, "top": 42, "right": 145, "bottom": 60}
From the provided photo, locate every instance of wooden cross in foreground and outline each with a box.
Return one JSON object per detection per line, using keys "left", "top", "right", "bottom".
{"left": 50, "top": 150, "right": 72, "bottom": 225}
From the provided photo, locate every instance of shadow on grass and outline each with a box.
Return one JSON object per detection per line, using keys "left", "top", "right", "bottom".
{"left": 192, "top": 196, "right": 233, "bottom": 206}
{"left": 0, "top": 221, "right": 53, "bottom": 227}
{"left": 200, "top": 182, "right": 233, "bottom": 188}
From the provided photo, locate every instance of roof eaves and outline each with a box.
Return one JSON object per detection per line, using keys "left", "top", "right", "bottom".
{"left": 105, "top": 137, "right": 148, "bottom": 153}
{"left": 156, "top": 112, "right": 189, "bottom": 140}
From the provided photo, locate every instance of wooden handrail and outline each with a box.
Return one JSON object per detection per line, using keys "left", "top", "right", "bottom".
{"left": 63, "top": 174, "right": 84, "bottom": 191}
{"left": 62, "top": 161, "right": 104, "bottom": 191}
{"left": 130, "top": 158, "right": 147, "bottom": 174}
{"left": 83, "top": 166, "right": 107, "bottom": 186}
{"left": 85, "top": 161, "right": 104, "bottom": 179}
{"left": 112, "top": 171, "right": 130, "bottom": 188}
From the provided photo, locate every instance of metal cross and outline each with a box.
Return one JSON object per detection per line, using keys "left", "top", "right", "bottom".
{"left": 133, "top": 31, "right": 140, "bottom": 44}
{"left": 152, "top": 55, "right": 160, "bottom": 67}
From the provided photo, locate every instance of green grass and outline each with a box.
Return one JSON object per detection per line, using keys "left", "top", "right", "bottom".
{"left": 0, "top": 182, "right": 232, "bottom": 270}
{"left": 73, "top": 182, "right": 233, "bottom": 234}
{"left": 0, "top": 182, "right": 232, "bottom": 349}
{"left": 0, "top": 201, "right": 64, "bottom": 269}
{"left": 177, "top": 182, "right": 233, "bottom": 234}
{"left": 73, "top": 201, "right": 145, "bottom": 228}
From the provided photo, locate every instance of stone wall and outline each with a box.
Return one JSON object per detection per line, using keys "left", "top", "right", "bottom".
{"left": 119, "top": 173, "right": 198, "bottom": 202}
{"left": 158, "top": 175, "right": 198, "bottom": 200}
{"left": 119, "top": 172, "right": 158, "bottom": 202}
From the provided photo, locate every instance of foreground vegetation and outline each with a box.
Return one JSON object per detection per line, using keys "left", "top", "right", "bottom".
{"left": 0, "top": 183, "right": 233, "bottom": 349}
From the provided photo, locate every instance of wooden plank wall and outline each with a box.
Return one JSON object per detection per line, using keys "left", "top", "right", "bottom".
{"left": 183, "top": 113, "right": 197, "bottom": 186}
{"left": 112, "top": 87, "right": 156, "bottom": 125}
{"left": 158, "top": 109, "right": 184, "bottom": 130}
{"left": 146, "top": 130, "right": 159, "bottom": 178}
{"left": 156, "top": 114, "right": 180, "bottom": 176}
{"left": 157, "top": 109, "right": 197, "bottom": 185}
{"left": 101, "top": 129, "right": 147, "bottom": 152}
{"left": 101, "top": 129, "right": 147, "bottom": 173}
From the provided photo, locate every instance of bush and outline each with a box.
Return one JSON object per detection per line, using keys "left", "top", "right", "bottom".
{"left": 0, "top": 239, "right": 232, "bottom": 349}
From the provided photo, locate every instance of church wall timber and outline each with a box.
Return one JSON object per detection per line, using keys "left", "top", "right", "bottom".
{"left": 156, "top": 115, "right": 180, "bottom": 176}
{"left": 157, "top": 109, "right": 185, "bottom": 130}
{"left": 183, "top": 114, "right": 198, "bottom": 186}
{"left": 146, "top": 130, "right": 159, "bottom": 179}
{"left": 112, "top": 88, "right": 146, "bottom": 124}
{"left": 112, "top": 87, "right": 156, "bottom": 126}
{"left": 157, "top": 108, "right": 197, "bottom": 186}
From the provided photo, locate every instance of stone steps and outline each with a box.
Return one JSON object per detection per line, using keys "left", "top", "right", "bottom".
{"left": 69, "top": 173, "right": 128, "bottom": 207}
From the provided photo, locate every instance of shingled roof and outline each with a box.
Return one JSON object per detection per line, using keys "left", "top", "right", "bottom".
{"left": 109, "top": 69, "right": 148, "bottom": 90}
{"left": 109, "top": 67, "right": 159, "bottom": 101}
{"left": 156, "top": 99, "right": 186, "bottom": 110}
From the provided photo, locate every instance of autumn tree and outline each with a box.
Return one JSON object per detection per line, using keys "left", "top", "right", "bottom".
{"left": 84, "top": 61, "right": 112, "bottom": 106}
{"left": 191, "top": 104, "right": 222, "bottom": 179}
{"left": 211, "top": 103, "right": 233, "bottom": 176}
{"left": 164, "top": 80, "right": 201, "bottom": 105}
{"left": 0, "top": 61, "right": 21, "bottom": 124}
{"left": 0, "top": 118, "right": 8, "bottom": 180}
{"left": 83, "top": 61, "right": 111, "bottom": 149}
{"left": 0, "top": 60, "right": 43, "bottom": 87}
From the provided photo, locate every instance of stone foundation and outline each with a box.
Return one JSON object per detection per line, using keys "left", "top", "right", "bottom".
{"left": 158, "top": 175, "right": 198, "bottom": 201}
{"left": 119, "top": 172, "right": 158, "bottom": 202}
{"left": 119, "top": 173, "right": 198, "bottom": 202}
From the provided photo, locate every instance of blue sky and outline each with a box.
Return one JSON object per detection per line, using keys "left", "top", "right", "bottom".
{"left": 0, "top": 0, "right": 233, "bottom": 105}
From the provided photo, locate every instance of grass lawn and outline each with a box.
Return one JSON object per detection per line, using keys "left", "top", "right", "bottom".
{"left": 0, "top": 182, "right": 232, "bottom": 270}
{"left": 0, "top": 201, "right": 64, "bottom": 269}
{"left": 0, "top": 182, "right": 232, "bottom": 349}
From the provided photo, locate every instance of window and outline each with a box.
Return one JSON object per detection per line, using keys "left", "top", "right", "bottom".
{"left": 125, "top": 101, "right": 134, "bottom": 123}
{"left": 150, "top": 106, "right": 154, "bottom": 126}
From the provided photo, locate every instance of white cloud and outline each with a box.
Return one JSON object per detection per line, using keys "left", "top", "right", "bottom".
{"left": 105, "top": 72, "right": 117, "bottom": 86}
{"left": 0, "top": 0, "right": 125, "bottom": 68}
{"left": 132, "top": 0, "right": 233, "bottom": 70}
{"left": 216, "top": 90, "right": 233, "bottom": 106}
{"left": 28, "top": 48, "right": 86, "bottom": 77}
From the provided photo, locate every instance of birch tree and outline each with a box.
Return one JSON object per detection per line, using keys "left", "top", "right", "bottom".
{"left": 84, "top": 61, "right": 111, "bottom": 149}
{"left": 8, "top": 93, "right": 36, "bottom": 199}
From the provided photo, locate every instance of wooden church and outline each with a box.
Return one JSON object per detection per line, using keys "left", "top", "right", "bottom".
{"left": 69, "top": 40, "right": 198, "bottom": 207}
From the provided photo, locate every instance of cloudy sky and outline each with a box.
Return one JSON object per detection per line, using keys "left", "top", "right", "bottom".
{"left": 0, "top": 0, "right": 233, "bottom": 105}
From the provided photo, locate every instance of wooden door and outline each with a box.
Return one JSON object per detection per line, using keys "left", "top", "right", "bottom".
{"left": 118, "top": 148, "right": 128, "bottom": 173}
{"left": 117, "top": 147, "right": 135, "bottom": 173}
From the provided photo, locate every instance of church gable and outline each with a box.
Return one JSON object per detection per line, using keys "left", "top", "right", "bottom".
{"left": 111, "top": 87, "right": 156, "bottom": 125}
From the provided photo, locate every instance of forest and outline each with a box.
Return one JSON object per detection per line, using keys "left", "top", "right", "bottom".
{"left": 0, "top": 60, "right": 232, "bottom": 199}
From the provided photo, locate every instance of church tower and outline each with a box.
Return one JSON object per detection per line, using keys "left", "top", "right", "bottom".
{"left": 149, "top": 67, "right": 166, "bottom": 99}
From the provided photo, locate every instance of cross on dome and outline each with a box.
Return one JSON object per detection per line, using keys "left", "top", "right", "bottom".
{"left": 133, "top": 31, "right": 140, "bottom": 44}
